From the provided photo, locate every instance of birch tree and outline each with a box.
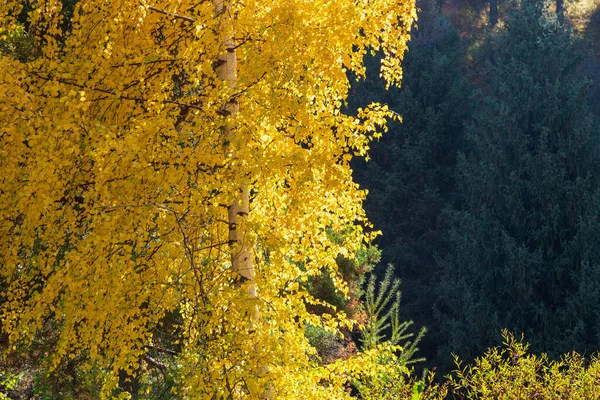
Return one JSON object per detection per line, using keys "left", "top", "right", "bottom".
{"left": 0, "top": 0, "right": 416, "bottom": 397}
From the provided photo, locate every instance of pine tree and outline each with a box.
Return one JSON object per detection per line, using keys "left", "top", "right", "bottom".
{"left": 436, "top": 1, "right": 600, "bottom": 368}
{"left": 361, "top": 264, "right": 426, "bottom": 364}
{"left": 351, "top": 0, "right": 471, "bottom": 366}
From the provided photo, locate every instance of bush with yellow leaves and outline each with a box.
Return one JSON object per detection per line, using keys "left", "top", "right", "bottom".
{"left": 450, "top": 330, "right": 600, "bottom": 399}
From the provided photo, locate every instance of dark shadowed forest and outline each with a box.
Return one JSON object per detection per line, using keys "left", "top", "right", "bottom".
{"left": 351, "top": 0, "right": 600, "bottom": 377}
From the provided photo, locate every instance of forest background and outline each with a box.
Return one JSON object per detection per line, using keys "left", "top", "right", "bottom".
{"left": 350, "top": 0, "right": 600, "bottom": 395}
{"left": 2, "top": 0, "right": 600, "bottom": 398}
{"left": 352, "top": 0, "right": 600, "bottom": 375}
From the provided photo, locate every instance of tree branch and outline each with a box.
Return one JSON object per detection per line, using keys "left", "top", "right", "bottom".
{"left": 141, "top": 354, "right": 168, "bottom": 372}
{"left": 143, "top": 344, "right": 178, "bottom": 356}
{"left": 148, "top": 6, "right": 196, "bottom": 23}
{"left": 28, "top": 71, "right": 205, "bottom": 111}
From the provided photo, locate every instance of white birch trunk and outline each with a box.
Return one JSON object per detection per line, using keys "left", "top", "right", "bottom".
{"left": 212, "top": 1, "right": 271, "bottom": 397}
{"left": 212, "top": 0, "right": 257, "bottom": 318}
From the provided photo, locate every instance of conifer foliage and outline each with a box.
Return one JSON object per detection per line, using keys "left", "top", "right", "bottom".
{"left": 436, "top": 1, "right": 600, "bottom": 365}
{"left": 361, "top": 264, "right": 425, "bottom": 366}
{"left": 350, "top": 0, "right": 470, "bottom": 366}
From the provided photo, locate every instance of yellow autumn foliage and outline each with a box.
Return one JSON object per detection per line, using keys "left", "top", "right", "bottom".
{"left": 0, "top": 0, "right": 416, "bottom": 398}
{"left": 451, "top": 331, "right": 600, "bottom": 399}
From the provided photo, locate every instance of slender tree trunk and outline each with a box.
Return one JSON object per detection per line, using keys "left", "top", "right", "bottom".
{"left": 489, "top": 0, "right": 498, "bottom": 26}
{"left": 212, "top": 1, "right": 271, "bottom": 397}
{"left": 556, "top": 0, "right": 564, "bottom": 23}
{"left": 212, "top": 0, "right": 258, "bottom": 322}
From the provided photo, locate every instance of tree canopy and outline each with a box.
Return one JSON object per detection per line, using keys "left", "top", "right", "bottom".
{"left": 0, "top": 0, "right": 416, "bottom": 397}
{"left": 436, "top": 1, "right": 600, "bottom": 366}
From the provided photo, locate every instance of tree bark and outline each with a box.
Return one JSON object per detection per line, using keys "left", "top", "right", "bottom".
{"left": 489, "top": 0, "right": 498, "bottom": 26}
{"left": 212, "top": 0, "right": 258, "bottom": 323}
{"left": 212, "top": 1, "right": 270, "bottom": 397}
{"left": 556, "top": 0, "right": 564, "bottom": 23}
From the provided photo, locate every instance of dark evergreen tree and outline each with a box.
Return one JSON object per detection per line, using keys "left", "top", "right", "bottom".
{"left": 436, "top": 1, "right": 600, "bottom": 369}
{"left": 490, "top": 0, "right": 499, "bottom": 26}
{"left": 350, "top": 0, "right": 471, "bottom": 366}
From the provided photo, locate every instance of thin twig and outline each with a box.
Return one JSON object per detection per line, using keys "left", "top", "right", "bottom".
{"left": 143, "top": 344, "right": 178, "bottom": 356}
{"left": 231, "top": 72, "right": 267, "bottom": 100}
{"left": 142, "top": 354, "right": 168, "bottom": 372}
{"left": 148, "top": 6, "right": 196, "bottom": 23}
{"left": 28, "top": 71, "right": 205, "bottom": 111}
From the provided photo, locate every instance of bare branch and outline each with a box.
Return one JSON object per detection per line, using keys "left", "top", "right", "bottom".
{"left": 142, "top": 354, "right": 168, "bottom": 372}
{"left": 143, "top": 344, "right": 178, "bottom": 356}
{"left": 28, "top": 71, "right": 205, "bottom": 111}
{"left": 148, "top": 6, "right": 196, "bottom": 23}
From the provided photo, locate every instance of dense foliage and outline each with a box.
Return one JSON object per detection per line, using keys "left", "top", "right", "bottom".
{"left": 0, "top": 0, "right": 417, "bottom": 397}
{"left": 450, "top": 331, "right": 600, "bottom": 399}
{"left": 437, "top": 0, "right": 600, "bottom": 366}
{"left": 351, "top": 0, "right": 471, "bottom": 364}
{"left": 2, "top": 0, "right": 600, "bottom": 397}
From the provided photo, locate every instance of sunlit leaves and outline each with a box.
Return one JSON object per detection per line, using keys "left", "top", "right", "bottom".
{"left": 0, "top": 0, "right": 415, "bottom": 397}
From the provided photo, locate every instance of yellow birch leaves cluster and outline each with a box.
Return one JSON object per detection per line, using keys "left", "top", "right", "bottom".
{"left": 0, "top": 0, "right": 415, "bottom": 397}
